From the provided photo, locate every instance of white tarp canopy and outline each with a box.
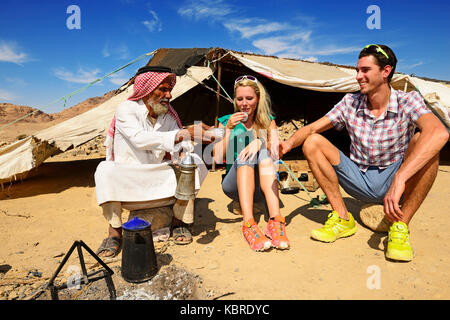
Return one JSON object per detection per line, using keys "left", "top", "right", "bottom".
{"left": 1, "top": 50, "right": 449, "bottom": 183}
{"left": 230, "top": 51, "right": 450, "bottom": 128}
{"left": 0, "top": 66, "right": 213, "bottom": 183}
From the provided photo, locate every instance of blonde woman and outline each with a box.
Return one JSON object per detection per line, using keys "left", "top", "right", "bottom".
{"left": 213, "top": 75, "right": 290, "bottom": 251}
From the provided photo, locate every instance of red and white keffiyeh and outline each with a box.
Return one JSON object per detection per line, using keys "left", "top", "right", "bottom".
{"left": 128, "top": 71, "right": 176, "bottom": 101}
{"left": 105, "top": 71, "right": 182, "bottom": 161}
{"left": 128, "top": 71, "right": 182, "bottom": 127}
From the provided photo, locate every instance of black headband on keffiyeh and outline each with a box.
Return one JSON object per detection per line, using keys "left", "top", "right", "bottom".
{"left": 135, "top": 66, "right": 172, "bottom": 75}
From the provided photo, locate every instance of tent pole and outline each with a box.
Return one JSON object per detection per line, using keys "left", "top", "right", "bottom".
{"left": 212, "top": 53, "right": 222, "bottom": 171}
{"left": 404, "top": 80, "right": 408, "bottom": 92}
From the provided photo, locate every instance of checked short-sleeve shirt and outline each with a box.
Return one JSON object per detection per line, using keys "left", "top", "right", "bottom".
{"left": 326, "top": 88, "right": 430, "bottom": 171}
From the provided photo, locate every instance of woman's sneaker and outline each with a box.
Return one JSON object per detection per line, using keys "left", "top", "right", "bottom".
{"left": 265, "top": 215, "right": 290, "bottom": 249}
{"left": 310, "top": 211, "right": 357, "bottom": 242}
{"left": 386, "top": 221, "right": 413, "bottom": 262}
{"left": 242, "top": 219, "right": 272, "bottom": 252}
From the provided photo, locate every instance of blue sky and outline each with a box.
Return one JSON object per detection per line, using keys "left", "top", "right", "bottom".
{"left": 0, "top": 0, "right": 449, "bottom": 114}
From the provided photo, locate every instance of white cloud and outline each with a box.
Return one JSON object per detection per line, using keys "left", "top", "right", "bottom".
{"left": 178, "top": 1, "right": 360, "bottom": 61}
{"left": 0, "top": 89, "right": 19, "bottom": 101}
{"left": 399, "top": 61, "right": 424, "bottom": 70}
{"left": 224, "top": 20, "right": 292, "bottom": 39}
{"left": 0, "top": 41, "right": 30, "bottom": 64}
{"left": 116, "top": 44, "right": 130, "bottom": 60}
{"left": 53, "top": 67, "right": 102, "bottom": 84}
{"left": 252, "top": 38, "right": 292, "bottom": 56}
{"left": 253, "top": 33, "right": 360, "bottom": 60}
{"left": 302, "top": 46, "right": 361, "bottom": 56}
{"left": 252, "top": 32, "right": 312, "bottom": 56}
{"left": 178, "top": 0, "right": 233, "bottom": 21}
{"left": 102, "top": 42, "right": 110, "bottom": 58}
{"left": 102, "top": 42, "right": 130, "bottom": 60}
{"left": 142, "top": 10, "right": 162, "bottom": 32}
{"left": 109, "top": 70, "right": 132, "bottom": 86}
{"left": 4, "top": 77, "right": 27, "bottom": 86}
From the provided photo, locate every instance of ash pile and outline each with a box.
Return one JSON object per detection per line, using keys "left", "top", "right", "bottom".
{"left": 36, "top": 264, "right": 209, "bottom": 300}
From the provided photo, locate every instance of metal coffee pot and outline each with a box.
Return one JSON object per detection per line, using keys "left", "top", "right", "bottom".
{"left": 175, "top": 152, "right": 197, "bottom": 200}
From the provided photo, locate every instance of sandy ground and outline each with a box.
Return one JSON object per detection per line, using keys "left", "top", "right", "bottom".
{"left": 1, "top": 147, "right": 449, "bottom": 301}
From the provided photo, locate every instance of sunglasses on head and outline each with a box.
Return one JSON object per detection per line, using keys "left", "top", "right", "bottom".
{"left": 235, "top": 75, "right": 258, "bottom": 84}
{"left": 363, "top": 44, "right": 390, "bottom": 60}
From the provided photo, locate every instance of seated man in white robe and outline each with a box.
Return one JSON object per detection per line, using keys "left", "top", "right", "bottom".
{"left": 94, "top": 66, "right": 209, "bottom": 257}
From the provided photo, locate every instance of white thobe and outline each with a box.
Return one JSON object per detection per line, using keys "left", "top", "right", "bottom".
{"left": 94, "top": 99, "right": 207, "bottom": 205}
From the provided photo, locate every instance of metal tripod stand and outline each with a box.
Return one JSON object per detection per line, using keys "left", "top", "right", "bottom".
{"left": 46, "top": 240, "right": 116, "bottom": 300}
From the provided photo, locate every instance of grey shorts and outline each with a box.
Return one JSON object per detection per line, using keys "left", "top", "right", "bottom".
{"left": 221, "top": 148, "right": 271, "bottom": 202}
{"left": 333, "top": 151, "right": 402, "bottom": 204}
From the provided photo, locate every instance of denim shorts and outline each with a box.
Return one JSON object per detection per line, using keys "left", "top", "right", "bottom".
{"left": 221, "top": 148, "right": 271, "bottom": 202}
{"left": 333, "top": 151, "right": 402, "bottom": 204}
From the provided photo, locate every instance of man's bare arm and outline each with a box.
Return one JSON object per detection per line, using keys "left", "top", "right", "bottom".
{"left": 279, "top": 116, "right": 334, "bottom": 156}
{"left": 394, "top": 113, "right": 448, "bottom": 183}
{"left": 383, "top": 112, "right": 449, "bottom": 221}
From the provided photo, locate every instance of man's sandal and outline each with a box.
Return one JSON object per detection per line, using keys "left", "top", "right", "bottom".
{"left": 96, "top": 236, "right": 122, "bottom": 258}
{"left": 172, "top": 226, "right": 192, "bottom": 245}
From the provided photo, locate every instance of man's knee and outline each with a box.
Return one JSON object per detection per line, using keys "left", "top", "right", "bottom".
{"left": 303, "top": 133, "right": 340, "bottom": 165}
{"left": 303, "top": 133, "right": 323, "bottom": 149}
{"left": 302, "top": 133, "right": 324, "bottom": 156}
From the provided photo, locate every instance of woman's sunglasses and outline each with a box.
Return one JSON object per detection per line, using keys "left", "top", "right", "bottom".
{"left": 235, "top": 75, "right": 258, "bottom": 84}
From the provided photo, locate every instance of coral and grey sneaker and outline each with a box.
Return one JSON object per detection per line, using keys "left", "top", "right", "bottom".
{"left": 242, "top": 219, "right": 272, "bottom": 252}
{"left": 265, "top": 215, "right": 290, "bottom": 250}
{"left": 310, "top": 211, "right": 357, "bottom": 243}
{"left": 386, "top": 221, "right": 413, "bottom": 262}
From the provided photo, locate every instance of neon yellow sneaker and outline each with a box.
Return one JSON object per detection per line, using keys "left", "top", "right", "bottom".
{"left": 310, "top": 211, "right": 357, "bottom": 242}
{"left": 386, "top": 221, "right": 413, "bottom": 262}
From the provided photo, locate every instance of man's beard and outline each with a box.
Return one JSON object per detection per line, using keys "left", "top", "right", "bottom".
{"left": 149, "top": 99, "right": 169, "bottom": 116}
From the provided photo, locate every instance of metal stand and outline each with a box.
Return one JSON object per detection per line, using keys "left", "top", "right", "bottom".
{"left": 46, "top": 240, "right": 116, "bottom": 300}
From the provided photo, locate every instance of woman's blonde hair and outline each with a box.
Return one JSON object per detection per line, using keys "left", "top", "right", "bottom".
{"left": 233, "top": 78, "right": 274, "bottom": 139}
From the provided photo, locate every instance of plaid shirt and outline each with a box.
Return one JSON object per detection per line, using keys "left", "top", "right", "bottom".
{"left": 326, "top": 88, "right": 430, "bottom": 171}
